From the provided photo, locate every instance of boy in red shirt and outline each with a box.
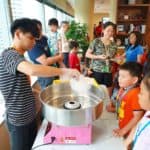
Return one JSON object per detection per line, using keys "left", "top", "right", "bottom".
{"left": 69, "top": 40, "right": 80, "bottom": 72}
{"left": 113, "top": 62, "right": 144, "bottom": 138}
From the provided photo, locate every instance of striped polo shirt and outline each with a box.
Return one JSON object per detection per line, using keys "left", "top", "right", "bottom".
{"left": 0, "top": 48, "right": 36, "bottom": 126}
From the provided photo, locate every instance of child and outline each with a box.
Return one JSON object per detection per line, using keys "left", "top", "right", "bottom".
{"left": 60, "top": 21, "right": 70, "bottom": 67}
{"left": 47, "top": 18, "right": 65, "bottom": 67}
{"left": 28, "top": 19, "right": 64, "bottom": 89}
{"left": 125, "top": 72, "right": 150, "bottom": 150}
{"left": 116, "top": 38, "right": 122, "bottom": 47}
{"left": 69, "top": 40, "right": 80, "bottom": 72}
{"left": 47, "top": 18, "right": 60, "bottom": 56}
{"left": 113, "top": 62, "right": 144, "bottom": 138}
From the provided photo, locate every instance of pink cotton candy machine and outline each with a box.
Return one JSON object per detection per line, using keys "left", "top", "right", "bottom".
{"left": 39, "top": 82, "right": 106, "bottom": 144}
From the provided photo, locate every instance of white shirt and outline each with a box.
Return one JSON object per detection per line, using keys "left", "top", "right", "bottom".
{"left": 133, "top": 111, "right": 150, "bottom": 150}
{"left": 60, "top": 30, "right": 69, "bottom": 53}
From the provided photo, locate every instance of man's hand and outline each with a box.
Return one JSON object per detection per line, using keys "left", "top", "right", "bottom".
{"left": 60, "top": 68, "right": 80, "bottom": 80}
{"left": 57, "top": 53, "right": 64, "bottom": 62}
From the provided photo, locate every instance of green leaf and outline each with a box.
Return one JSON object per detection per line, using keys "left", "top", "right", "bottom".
{"left": 66, "top": 21, "right": 89, "bottom": 53}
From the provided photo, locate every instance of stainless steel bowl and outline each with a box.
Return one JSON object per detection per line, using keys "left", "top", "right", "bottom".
{"left": 40, "top": 82, "right": 104, "bottom": 126}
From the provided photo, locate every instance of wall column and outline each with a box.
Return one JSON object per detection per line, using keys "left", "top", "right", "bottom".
{"left": 74, "top": 0, "right": 94, "bottom": 40}
{"left": 109, "top": 0, "right": 117, "bottom": 23}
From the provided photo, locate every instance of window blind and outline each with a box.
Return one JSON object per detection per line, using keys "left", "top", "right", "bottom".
{"left": 10, "top": 0, "right": 23, "bottom": 20}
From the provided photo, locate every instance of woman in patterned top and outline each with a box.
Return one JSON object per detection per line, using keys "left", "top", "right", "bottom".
{"left": 86, "top": 21, "right": 117, "bottom": 95}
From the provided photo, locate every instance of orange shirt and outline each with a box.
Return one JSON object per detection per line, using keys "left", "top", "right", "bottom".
{"left": 118, "top": 87, "right": 142, "bottom": 129}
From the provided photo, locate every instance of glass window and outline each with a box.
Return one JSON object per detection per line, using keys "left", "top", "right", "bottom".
{"left": 10, "top": 0, "right": 46, "bottom": 32}
{"left": 62, "top": 13, "right": 67, "bottom": 21}
{"left": 11, "top": 0, "right": 44, "bottom": 19}
{"left": 0, "top": 0, "right": 10, "bottom": 120}
{"left": 0, "top": 0, "right": 74, "bottom": 122}
{"left": 44, "top": 5, "right": 56, "bottom": 32}
{"left": 10, "top": 0, "right": 23, "bottom": 20}
{"left": 56, "top": 10, "right": 63, "bottom": 25}
{"left": 0, "top": 0, "right": 11, "bottom": 52}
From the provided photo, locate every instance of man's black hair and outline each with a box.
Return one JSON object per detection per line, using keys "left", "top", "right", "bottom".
{"left": 32, "top": 19, "right": 42, "bottom": 27}
{"left": 69, "top": 40, "right": 79, "bottom": 50}
{"left": 48, "top": 18, "right": 58, "bottom": 26}
{"left": 119, "top": 62, "right": 143, "bottom": 80}
{"left": 10, "top": 18, "right": 40, "bottom": 38}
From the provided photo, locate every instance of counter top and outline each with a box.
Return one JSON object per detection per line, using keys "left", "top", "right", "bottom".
{"left": 32, "top": 100, "right": 126, "bottom": 150}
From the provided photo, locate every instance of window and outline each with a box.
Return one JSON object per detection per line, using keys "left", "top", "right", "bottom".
{"left": 0, "top": 0, "right": 11, "bottom": 52}
{"left": 10, "top": 0, "right": 46, "bottom": 32}
{"left": 44, "top": 5, "right": 56, "bottom": 33}
{"left": 0, "top": 0, "right": 11, "bottom": 120}
{"left": 11, "top": 0, "right": 43, "bottom": 19}
{"left": 10, "top": 0, "right": 23, "bottom": 20}
{"left": 56, "top": 10, "right": 63, "bottom": 25}
{"left": 44, "top": 3, "right": 74, "bottom": 29}
{"left": 0, "top": 0, "right": 74, "bottom": 122}
{"left": 62, "top": 13, "right": 67, "bottom": 21}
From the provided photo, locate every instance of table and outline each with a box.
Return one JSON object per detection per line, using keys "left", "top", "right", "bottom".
{"left": 32, "top": 102, "right": 125, "bottom": 150}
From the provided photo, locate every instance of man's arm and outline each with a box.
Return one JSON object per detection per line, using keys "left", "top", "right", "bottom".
{"left": 36, "top": 54, "right": 63, "bottom": 66}
{"left": 113, "top": 111, "right": 144, "bottom": 137}
{"left": 17, "top": 60, "right": 79, "bottom": 78}
{"left": 121, "top": 111, "right": 143, "bottom": 135}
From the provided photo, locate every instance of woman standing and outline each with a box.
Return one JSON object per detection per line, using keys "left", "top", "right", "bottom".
{"left": 86, "top": 21, "right": 117, "bottom": 94}
{"left": 125, "top": 31, "right": 144, "bottom": 63}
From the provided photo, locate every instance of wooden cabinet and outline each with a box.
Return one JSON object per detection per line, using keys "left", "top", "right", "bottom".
{"left": 116, "top": 0, "right": 150, "bottom": 46}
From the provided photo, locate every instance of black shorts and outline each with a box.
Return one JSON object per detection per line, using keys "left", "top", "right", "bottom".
{"left": 91, "top": 71, "right": 113, "bottom": 87}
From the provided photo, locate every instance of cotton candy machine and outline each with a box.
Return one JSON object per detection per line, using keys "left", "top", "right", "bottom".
{"left": 40, "top": 80, "right": 108, "bottom": 144}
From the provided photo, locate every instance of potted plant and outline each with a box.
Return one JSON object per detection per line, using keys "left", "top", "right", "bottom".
{"left": 65, "top": 21, "right": 89, "bottom": 60}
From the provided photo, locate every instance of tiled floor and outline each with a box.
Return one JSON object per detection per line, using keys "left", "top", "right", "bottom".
{"left": 32, "top": 100, "right": 126, "bottom": 150}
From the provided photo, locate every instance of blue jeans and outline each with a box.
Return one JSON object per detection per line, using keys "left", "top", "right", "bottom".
{"left": 6, "top": 119, "right": 37, "bottom": 150}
